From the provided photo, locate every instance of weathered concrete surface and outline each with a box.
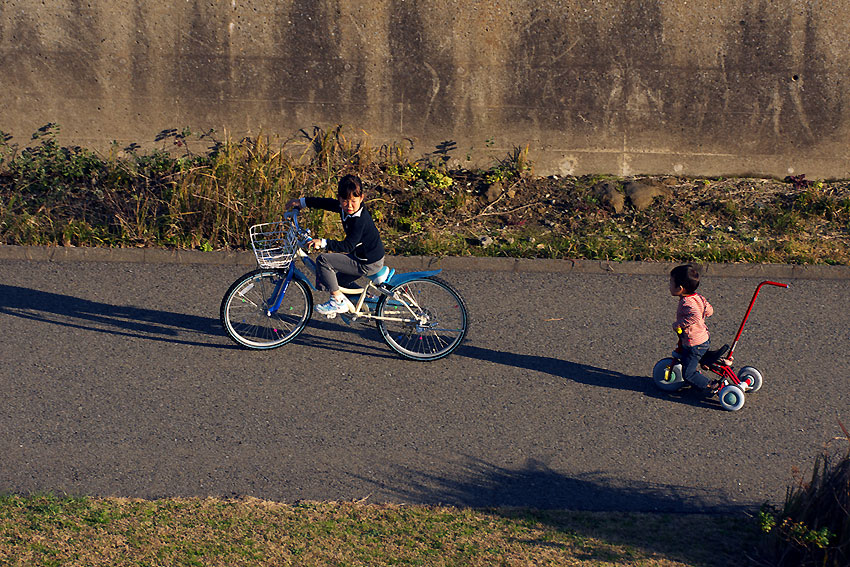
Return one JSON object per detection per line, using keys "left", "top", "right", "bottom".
{"left": 1, "top": 1, "right": 848, "bottom": 178}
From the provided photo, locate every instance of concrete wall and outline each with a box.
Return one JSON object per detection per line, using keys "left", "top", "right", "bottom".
{"left": 1, "top": 0, "right": 848, "bottom": 178}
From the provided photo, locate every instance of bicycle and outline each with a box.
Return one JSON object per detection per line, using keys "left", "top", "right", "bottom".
{"left": 220, "top": 210, "right": 469, "bottom": 361}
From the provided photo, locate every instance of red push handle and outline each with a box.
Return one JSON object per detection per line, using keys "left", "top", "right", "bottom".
{"left": 729, "top": 281, "right": 788, "bottom": 358}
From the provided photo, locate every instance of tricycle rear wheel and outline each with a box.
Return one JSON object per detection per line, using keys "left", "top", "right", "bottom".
{"left": 652, "top": 358, "right": 686, "bottom": 391}
{"left": 718, "top": 385, "right": 746, "bottom": 411}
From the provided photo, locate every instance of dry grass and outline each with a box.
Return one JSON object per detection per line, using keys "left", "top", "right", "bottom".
{"left": 1, "top": 125, "right": 849, "bottom": 265}
{"left": 0, "top": 496, "right": 757, "bottom": 566}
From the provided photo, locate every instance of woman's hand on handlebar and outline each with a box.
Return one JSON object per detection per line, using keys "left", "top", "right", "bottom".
{"left": 286, "top": 198, "right": 302, "bottom": 210}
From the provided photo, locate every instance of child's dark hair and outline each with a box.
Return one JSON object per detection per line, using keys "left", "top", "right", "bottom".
{"left": 670, "top": 263, "right": 701, "bottom": 294}
{"left": 337, "top": 174, "right": 363, "bottom": 199}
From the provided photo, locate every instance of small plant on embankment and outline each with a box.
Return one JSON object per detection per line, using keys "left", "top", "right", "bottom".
{"left": 1, "top": 124, "right": 849, "bottom": 265}
{"left": 756, "top": 421, "right": 850, "bottom": 566}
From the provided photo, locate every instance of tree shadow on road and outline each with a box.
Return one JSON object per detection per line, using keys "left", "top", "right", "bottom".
{"left": 0, "top": 284, "right": 228, "bottom": 348}
{"left": 355, "top": 454, "right": 748, "bottom": 514}
{"left": 351, "top": 455, "right": 755, "bottom": 566}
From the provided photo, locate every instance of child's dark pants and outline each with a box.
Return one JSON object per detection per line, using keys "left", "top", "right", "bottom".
{"left": 680, "top": 339, "right": 711, "bottom": 389}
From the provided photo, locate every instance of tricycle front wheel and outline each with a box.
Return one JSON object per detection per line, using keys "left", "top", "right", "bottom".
{"left": 737, "top": 366, "right": 763, "bottom": 392}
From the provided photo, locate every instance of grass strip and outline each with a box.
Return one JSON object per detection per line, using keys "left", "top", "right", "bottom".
{"left": 0, "top": 495, "right": 759, "bottom": 566}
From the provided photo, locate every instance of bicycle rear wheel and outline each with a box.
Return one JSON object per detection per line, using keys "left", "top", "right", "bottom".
{"left": 376, "top": 276, "right": 468, "bottom": 361}
{"left": 220, "top": 269, "right": 312, "bottom": 349}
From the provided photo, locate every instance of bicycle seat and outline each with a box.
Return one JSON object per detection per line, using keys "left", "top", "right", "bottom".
{"left": 700, "top": 344, "right": 731, "bottom": 366}
{"left": 367, "top": 266, "right": 394, "bottom": 285}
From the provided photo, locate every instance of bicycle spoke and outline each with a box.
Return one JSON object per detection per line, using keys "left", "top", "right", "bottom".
{"left": 221, "top": 270, "right": 312, "bottom": 349}
{"left": 377, "top": 277, "right": 468, "bottom": 361}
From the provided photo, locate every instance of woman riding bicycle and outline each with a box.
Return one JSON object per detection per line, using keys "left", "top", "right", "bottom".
{"left": 285, "top": 174, "right": 385, "bottom": 315}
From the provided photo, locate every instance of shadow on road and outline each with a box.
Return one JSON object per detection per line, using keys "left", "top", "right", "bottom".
{"left": 0, "top": 284, "right": 228, "bottom": 348}
{"left": 455, "top": 344, "right": 714, "bottom": 408}
{"left": 354, "top": 454, "right": 749, "bottom": 514}
{"left": 0, "top": 284, "right": 726, "bottom": 410}
{"left": 291, "top": 321, "right": 399, "bottom": 361}
{"left": 0, "top": 283, "right": 413, "bottom": 357}
{"left": 457, "top": 344, "right": 648, "bottom": 392}
{"left": 352, "top": 456, "right": 754, "bottom": 565}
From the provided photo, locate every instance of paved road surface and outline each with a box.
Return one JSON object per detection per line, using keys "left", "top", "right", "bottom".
{"left": 1, "top": 259, "right": 847, "bottom": 513}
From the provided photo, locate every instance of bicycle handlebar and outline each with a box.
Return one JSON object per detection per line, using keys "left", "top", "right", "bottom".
{"left": 283, "top": 209, "right": 312, "bottom": 244}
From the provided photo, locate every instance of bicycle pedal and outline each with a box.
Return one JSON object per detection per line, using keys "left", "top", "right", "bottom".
{"left": 325, "top": 312, "right": 337, "bottom": 319}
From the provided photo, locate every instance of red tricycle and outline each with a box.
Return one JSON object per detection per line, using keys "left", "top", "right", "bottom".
{"left": 652, "top": 280, "right": 788, "bottom": 411}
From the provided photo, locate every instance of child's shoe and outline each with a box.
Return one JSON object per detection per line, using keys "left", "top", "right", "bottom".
{"left": 315, "top": 296, "right": 353, "bottom": 315}
{"left": 706, "top": 379, "right": 724, "bottom": 395}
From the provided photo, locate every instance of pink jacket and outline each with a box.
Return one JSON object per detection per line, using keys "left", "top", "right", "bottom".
{"left": 674, "top": 293, "right": 713, "bottom": 346}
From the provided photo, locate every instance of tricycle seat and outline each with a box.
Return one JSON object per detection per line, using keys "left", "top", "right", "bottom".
{"left": 700, "top": 344, "right": 732, "bottom": 367}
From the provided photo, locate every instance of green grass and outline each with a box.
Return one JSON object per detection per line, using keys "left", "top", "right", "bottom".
{"left": 2, "top": 124, "right": 849, "bottom": 265}
{"left": 0, "top": 495, "right": 759, "bottom": 566}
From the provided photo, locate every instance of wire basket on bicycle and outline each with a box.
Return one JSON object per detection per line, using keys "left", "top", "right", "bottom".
{"left": 249, "top": 219, "right": 299, "bottom": 269}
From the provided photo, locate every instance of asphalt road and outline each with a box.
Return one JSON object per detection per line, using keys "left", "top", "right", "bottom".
{"left": 1, "top": 258, "right": 847, "bottom": 513}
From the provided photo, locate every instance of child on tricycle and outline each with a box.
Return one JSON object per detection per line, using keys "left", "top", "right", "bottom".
{"left": 653, "top": 264, "right": 788, "bottom": 411}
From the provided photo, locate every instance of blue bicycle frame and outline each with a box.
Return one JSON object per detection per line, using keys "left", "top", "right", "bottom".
{"left": 268, "top": 248, "right": 441, "bottom": 317}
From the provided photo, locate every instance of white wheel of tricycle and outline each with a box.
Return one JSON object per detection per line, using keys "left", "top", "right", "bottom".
{"left": 737, "top": 366, "right": 763, "bottom": 393}
{"left": 652, "top": 358, "right": 686, "bottom": 391}
{"left": 718, "top": 385, "right": 746, "bottom": 411}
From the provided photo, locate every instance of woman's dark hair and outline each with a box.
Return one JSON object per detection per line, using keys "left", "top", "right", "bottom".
{"left": 670, "top": 263, "right": 700, "bottom": 294}
{"left": 337, "top": 174, "right": 363, "bottom": 199}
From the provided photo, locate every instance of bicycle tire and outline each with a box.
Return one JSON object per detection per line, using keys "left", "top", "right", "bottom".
{"left": 220, "top": 269, "right": 312, "bottom": 349}
{"left": 375, "top": 276, "right": 468, "bottom": 361}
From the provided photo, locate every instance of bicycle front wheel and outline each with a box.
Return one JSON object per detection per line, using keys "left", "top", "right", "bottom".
{"left": 376, "top": 276, "right": 468, "bottom": 361}
{"left": 220, "top": 269, "right": 312, "bottom": 349}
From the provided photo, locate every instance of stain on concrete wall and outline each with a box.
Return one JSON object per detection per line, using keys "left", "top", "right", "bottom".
{"left": 278, "top": 1, "right": 345, "bottom": 122}
{"left": 389, "top": 0, "right": 458, "bottom": 135}
{"left": 505, "top": 0, "right": 845, "bottom": 173}
{"left": 1, "top": 3, "right": 98, "bottom": 99}
{"left": 507, "top": 2, "right": 668, "bottom": 143}
{"left": 173, "top": 1, "right": 232, "bottom": 124}
{"left": 1, "top": 0, "right": 848, "bottom": 178}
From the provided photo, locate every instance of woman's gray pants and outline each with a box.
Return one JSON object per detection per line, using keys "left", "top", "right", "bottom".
{"left": 316, "top": 252, "right": 384, "bottom": 293}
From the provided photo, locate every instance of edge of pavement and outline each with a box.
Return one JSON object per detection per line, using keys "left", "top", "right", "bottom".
{"left": 1, "top": 244, "right": 849, "bottom": 279}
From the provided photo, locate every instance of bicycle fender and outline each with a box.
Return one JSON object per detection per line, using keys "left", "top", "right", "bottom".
{"left": 387, "top": 269, "right": 442, "bottom": 287}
